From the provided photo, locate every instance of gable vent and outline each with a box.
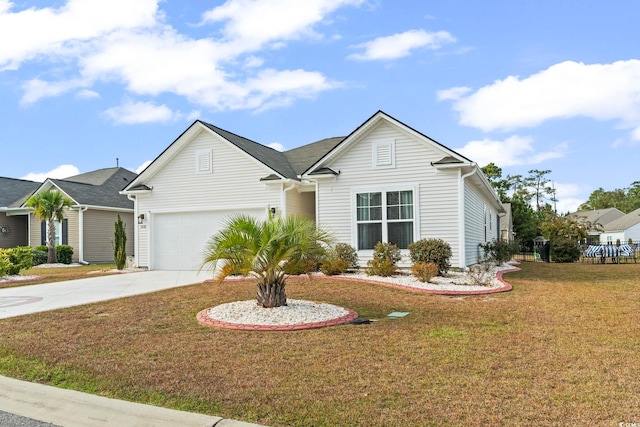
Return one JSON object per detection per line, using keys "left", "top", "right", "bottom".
{"left": 196, "top": 149, "right": 213, "bottom": 174}
{"left": 372, "top": 140, "right": 395, "bottom": 169}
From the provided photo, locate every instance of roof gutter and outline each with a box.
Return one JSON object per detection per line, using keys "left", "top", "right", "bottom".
{"left": 76, "top": 206, "right": 89, "bottom": 265}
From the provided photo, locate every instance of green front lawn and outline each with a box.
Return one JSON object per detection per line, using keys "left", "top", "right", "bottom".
{"left": 1, "top": 262, "right": 639, "bottom": 425}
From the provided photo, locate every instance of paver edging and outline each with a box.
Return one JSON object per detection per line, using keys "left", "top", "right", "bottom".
{"left": 196, "top": 306, "right": 359, "bottom": 331}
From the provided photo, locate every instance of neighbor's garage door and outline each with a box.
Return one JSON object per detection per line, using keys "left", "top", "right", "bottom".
{"left": 152, "top": 209, "right": 266, "bottom": 270}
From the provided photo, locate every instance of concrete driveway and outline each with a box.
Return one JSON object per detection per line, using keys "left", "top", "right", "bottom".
{"left": 0, "top": 270, "right": 209, "bottom": 319}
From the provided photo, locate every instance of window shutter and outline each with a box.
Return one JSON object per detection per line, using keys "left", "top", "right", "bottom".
{"left": 62, "top": 219, "right": 68, "bottom": 245}
{"left": 41, "top": 221, "right": 46, "bottom": 246}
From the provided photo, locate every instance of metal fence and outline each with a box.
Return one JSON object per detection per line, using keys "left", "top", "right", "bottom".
{"left": 513, "top": 240, "right": 640, "bottom": 263}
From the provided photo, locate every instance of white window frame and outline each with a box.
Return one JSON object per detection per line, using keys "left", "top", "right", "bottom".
{"left": 195, "top": 149, "right": 213, "bottom": 174}
{"left": 371, "top": 140, "right": 396, "bottom": 169}
{"left": 351, "top": 184, "right": 420, "bottom": 252}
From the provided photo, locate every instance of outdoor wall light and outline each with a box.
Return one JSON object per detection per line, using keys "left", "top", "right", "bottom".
{"left": 138, "top": 214, "right": 145, "bottom": 224}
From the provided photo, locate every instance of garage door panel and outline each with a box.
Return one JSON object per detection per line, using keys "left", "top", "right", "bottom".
{"left": 153, "top": 209, "right": 265, "bottom": 270}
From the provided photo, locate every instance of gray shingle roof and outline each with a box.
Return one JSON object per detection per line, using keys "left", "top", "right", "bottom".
{"left": 284, "top": 137, "right": 345, "bottom": 175}
{"left": 602, "top": 207, "right": 640, "bottom": 231}
{"left": 569, "top": 208, "right": 625, "bottom": 227}
{"left": 51, "top": 167, "right": 137, "bottom": 209}
{"left": 200, "top": 122, "right": 300, "bottom": 179}
{"left": 0, "top": 177, "right": 40, "bottom": 208}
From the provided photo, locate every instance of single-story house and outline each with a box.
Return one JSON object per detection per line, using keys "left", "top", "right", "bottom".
{"left": 599, "top": 207, "right": 640, "bottom": 244}
{"left": 0, "top": 177, "right": 41, "bottom": 249}
{"left": 568, "top": 208, "right": 625, "bottom": 239}
{"left": 2, "top": 167, "right": 137, "bottom": 263}
{"left": 122, "top": 110, "right": 505, "bottom": 271}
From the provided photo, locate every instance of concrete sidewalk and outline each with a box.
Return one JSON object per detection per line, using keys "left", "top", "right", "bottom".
{"left": 0, "top": 270, "right": 266, "bottom": 427}
{"left": 0, "top": 270, "right": 209, "bottom": 319}
{"left": 0, "top": 375, "right": 261, "bottom": 427}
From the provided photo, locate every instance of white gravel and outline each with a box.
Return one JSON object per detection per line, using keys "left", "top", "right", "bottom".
{"left": 340, "top": 263, "right": 515, "bottom": 292}
{"left": 206, "top": 263, "right": 517, "bottom": 326}
{"left": 206, "top": 299, "right": 350, "bottom": 326}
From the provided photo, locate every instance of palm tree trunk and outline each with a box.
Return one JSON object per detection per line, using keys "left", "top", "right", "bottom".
{"left": 256, "top": 281, "right": 287, "bottom": 308}
{"left": 47, "top": 220, "right": 57, "bottom": 264}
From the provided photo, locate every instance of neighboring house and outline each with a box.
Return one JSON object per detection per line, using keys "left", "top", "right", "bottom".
{"left": 500, "top": 203, "right": 513, "bottom": 242}
{"left": 599, "top": 207, "right": 640, "bottom": 244}
{"left": 122, "top": 110, "right": 505, "bottom": 271}
{"left": 11, "top": 167, "right": 137, "bottom": 263}
{"left": 0, "top": 177, "right": 41, "bottom": 249}
{"left": 569, "top": 208, "right": 625, "bottom": 239}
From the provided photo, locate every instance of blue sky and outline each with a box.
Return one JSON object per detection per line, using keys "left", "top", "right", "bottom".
{"left": 2, "top": 0, "right": 639, "bottom": 213}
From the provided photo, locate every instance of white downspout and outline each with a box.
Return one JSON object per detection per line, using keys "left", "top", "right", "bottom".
{"left": 281, "top": 181, "right": 296, "bottom": 216}
{"left": 459, "top": 165, "right": 478, "bottom": 268}
{"left": 78, "top": 206, "right": 89, "bottom": 264}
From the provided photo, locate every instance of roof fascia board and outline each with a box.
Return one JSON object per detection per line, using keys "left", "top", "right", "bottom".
{"left": 21, "top": 180, "right": 79, "bottom": 207}
{"left": 303, "top": 110, "right": 472, "bottom": 176}
{"left": 123, "top": 121, "right": 204, "bottom": 191}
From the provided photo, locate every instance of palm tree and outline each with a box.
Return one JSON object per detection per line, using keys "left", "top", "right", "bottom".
{"left": 202, "top": 213, "right": 333, "bottom": 308}
{"left": 26, "top": 189, "right": 74, "bottom": 263}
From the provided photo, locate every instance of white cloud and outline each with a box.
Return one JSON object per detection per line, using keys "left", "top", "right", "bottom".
{"left": 349, "top": 29, "right": 455, "bottom": 61}
{"left": 455, "top": 135, "right": 568, "bottom": 167}
{"left": 135, "top": 160, "right": 152, "bottom": 174}
{"left": 267, "top": 142, "right": 285, "bottom": 151}
{"left": 436, "top": 86, "right": 471, "bottom": 101}
{"left": 76, "top": 89, "right": 100, "bottom": 99}
{"left": 6, "top": 0, "right": 362, "bottom": 114}
{"left": 21, "top": 164, "right": 80, "bottom": 182}
{"left": 442, "top": 60, "right": 640, "bottom": 139}
{"left": 553, "top": 182, "right": 585, "bottom": 214}
{"left": 104, "top": 100, "right": 175, "bottom": 124}
{"left": 0, "top": 0, "right": 158, "bottom": 70}
{"left": 201, "top": 0, "right": 363, "bottom": 50}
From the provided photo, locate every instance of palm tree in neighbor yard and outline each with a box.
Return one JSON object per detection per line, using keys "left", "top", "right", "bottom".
{"left": 202, "top": 213, "right": 333, "bottom": 308}
{"left": 26, "top": 189, "right": 74, "bottom": 263}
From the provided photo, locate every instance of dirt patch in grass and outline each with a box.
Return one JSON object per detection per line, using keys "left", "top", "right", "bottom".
{"left": 1, "top": 263, "right": 640, "bottom": 425}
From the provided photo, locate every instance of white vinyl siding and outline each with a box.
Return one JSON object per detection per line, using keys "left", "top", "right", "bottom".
{"left": 285, "top": 190, "right": 315, "bottom": 219}
{"left": 317, "top": 121, "right": 461, "bottom": 267}
{"left": 135, "top": 128, "right": 282, "bottom": 269}
{"left": 464, "top": 182, "right": 500, "bottom": 266}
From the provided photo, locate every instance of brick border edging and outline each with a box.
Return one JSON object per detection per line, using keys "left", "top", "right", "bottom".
{"left": 196, "top": 306, "right": 360, "bottom": 331}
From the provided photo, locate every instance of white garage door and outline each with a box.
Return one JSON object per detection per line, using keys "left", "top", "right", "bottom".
{"left": 152, "top": 209, "right": 266, "bottom": 270}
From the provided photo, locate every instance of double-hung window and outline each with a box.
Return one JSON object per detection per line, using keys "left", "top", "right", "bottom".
{"left": 355, "top": 188, "right": 415, "bottom": 250}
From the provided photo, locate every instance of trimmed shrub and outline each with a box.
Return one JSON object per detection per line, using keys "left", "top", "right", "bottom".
{"left": 479, "top": 240, "right": 519, "bottom": 265}
{"left": 550, "top": 238, "right": 580, "bottom": 263}
{"left": 333, "top": 243, "right": 359, "bottom": 271}
{"left": 0, "top": 249, "right": 11, "bottom": 276}
{"left": 320, "top": 258, "right": 349, "bottom": 276}
{"left": 7, "top": 246, "right": 34, "bottom": 275}
{"left": 411, "top": 261, "right": 439, "bottom": 282}
{"left": 408, "top": 238, "right": 451, "bottom": 275}
{"left": 367, "top": 242, "right": 401, "bottom": 277}
{"left": 36, "top": 245, "right": 48, "bottom": 252}
{"left": 56, "top": 245, "right": 74, "bottom": 264}
{"left": 321, "top": 243, "right": 359, "bottom": 275}
{"left": 32, "top": 249, "right": 48, "bottom": 266}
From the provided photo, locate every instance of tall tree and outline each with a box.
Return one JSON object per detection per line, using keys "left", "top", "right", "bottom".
{"left": 524, "top": 169, "right": 557, "bottom": 212}
{"left": 202, "top": 214, "right": 333, "bottom": 308}
{"left": 26, "top": 189, "right": 74, "bottom": 263}
{"left": 579, "top": 182, "right": 640, "bottom": 213}
{"left": 481, "top": 162, "right": 510, "bottom": 201}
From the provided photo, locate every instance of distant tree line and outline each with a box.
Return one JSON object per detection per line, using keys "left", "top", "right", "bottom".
{"left": 481, "top": 163, "right": 588, "bottom": 248}
{"left": 577, "top": 182, "right": 640, "bottom": 214}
